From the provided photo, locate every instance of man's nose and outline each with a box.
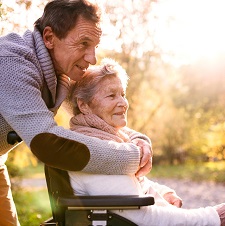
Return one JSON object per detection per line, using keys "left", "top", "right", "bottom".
{"left": 84, "top": 48, "right": 97, "bottom": 65}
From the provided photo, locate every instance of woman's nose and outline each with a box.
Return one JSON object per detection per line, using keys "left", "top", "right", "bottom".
{"left": 118, "top": 96, "right": 129, "bottom": 108}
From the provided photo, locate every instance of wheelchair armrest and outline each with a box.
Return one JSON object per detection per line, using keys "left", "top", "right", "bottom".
{"left": 57, "top": 194, "right": 155, "bottom": 209}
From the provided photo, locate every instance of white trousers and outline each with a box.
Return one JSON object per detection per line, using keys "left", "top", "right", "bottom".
{"left": 69, "top": 172, "right": 220, "bottom": 226}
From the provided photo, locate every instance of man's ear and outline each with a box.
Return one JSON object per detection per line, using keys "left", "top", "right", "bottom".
{"left": 77, "top": 98, "right": 92, "bottom": 115}
{"left": 43, "top": 26, "right": 55, "bottom": 49}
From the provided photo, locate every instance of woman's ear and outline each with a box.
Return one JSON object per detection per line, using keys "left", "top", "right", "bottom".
{"left": 43, "top": 26, "right": 55, "bottom": 49}
{"left": 77, "top": 98, "right": 92, "bottom": 115}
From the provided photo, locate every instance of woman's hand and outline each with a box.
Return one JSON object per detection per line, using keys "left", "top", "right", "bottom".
{"left": 163, "top": 192, "right": 183, "bottom": 208}
{"left": 132, "top": 138, "right": 153, "bottom": 177}
{"left": 214, "top": 203, "right": 225, "bottom": 226}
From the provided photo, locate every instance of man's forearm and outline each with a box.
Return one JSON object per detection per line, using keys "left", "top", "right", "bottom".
{"left": 30, "top": 131, "right": 140, "bottom": 174}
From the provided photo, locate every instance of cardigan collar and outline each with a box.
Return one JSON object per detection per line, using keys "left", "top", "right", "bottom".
{"left": 32, "top": 28, "right": 57, "bottom": 103}
{"left": 28, "top": 28, "right": 70, "bottom": 111}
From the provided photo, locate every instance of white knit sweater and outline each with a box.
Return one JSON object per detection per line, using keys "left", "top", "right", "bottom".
{"left": 69, "top": 114, "right": 220, "bottom": 226}
{"left": 0, "top": 28, "right": 149, "bottom": 174}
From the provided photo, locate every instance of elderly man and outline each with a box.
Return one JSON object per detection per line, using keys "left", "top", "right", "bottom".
{"left": 0, "top": 0, "right": 151, "bottom": 225}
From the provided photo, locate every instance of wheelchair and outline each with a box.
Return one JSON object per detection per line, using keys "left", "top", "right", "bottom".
{"left": 7, "top": 131, "right": 155, "bottom": 226}
{"left": 40, "top": 165, "right": 155, "bottom": 226}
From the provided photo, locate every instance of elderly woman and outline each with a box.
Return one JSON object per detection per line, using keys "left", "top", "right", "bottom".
{"left": 68, "top": 58, "right": 225, "bottom": 226}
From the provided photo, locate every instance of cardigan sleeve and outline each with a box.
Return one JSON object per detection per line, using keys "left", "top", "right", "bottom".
{"left": 122, "top": 127, "right": 152, "bottom": 144}
{"left": 140, "top": 177, "right": 176, "bottom": 196}
{"left": 0, "top": 55, "right": 140, "bottom": 174}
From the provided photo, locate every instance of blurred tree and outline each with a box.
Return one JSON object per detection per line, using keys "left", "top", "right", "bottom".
{"left": 98, "top": 0, "right": 163, "bottom": 129}
{"left": 0, "top": 0, "right": 44, "bottom": 35}
{"left": 206, "top": 123, "right": 225, "bottom": 161}
{"left": 2, "top": 0, "right": 225, "bottom": 167}
{"left": 98, "top": 0, "right": 189, "bottom": 163}
{"left": 175, "top": 61, "right": 225, "bottom": 161}
{"left": 98, "top": 0, "right": 225, "bottom": 164}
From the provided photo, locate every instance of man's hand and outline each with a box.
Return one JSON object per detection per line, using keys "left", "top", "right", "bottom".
{"left": 163, "top": 192, "right": 183, "bottom": 208}
{"left": 132, "top": 138, "right": 153, "bottom": 177}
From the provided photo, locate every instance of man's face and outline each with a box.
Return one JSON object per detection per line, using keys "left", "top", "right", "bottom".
{"left": 87, "top": 76, "right": 129, "bottom": 129}
{"left": 44, "top": 16, "right": 102, "bottom": 81}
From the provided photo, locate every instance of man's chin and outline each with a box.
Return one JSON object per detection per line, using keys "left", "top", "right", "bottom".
{"left": 69, "top": 73, "right": 84, "bottom": 81}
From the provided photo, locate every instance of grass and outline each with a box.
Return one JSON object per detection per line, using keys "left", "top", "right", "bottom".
{"left": 12, "top": 161, "right": 225, "bottom": 225}
{"left": 20, "top": 162, "right": 45, "bottom": 178}
{"left": 12, "top": 163, "right": 51, "bottom": 226}
{"left": 150, "top": 161, "right": 225, "bottom": 183}
{"left": 13, "top": 188, "right": 51, "bottom": 226}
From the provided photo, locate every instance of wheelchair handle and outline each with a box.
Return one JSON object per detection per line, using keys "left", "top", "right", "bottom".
{"left": 7, "top": 131, "right": 22, "bottom": 145}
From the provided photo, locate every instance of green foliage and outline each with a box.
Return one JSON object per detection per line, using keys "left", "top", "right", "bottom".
{"left": 150, "top": 161, "right": 225, "bottom": 183}
{"left": 0, "top": 2, "right": 3, "bottom": 18}
{"left": 9, "top": 163, "right": 50, "bottom": 225}
{"left": 6, "top": 143, "right": 38, "bottom": 179}
{"left": 1, "top": 1, "right": 224, "bottom": 223}
{"left": 13, "top": 189, "right": 51, "bottom": 226}
{"left": 2, "top": 0, "right": 225, "bottom": 169}
{"left": 99, "top": 1, "right": 225, "bottom": 164}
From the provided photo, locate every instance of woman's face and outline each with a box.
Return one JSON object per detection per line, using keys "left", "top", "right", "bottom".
{"left": 88, "top": 76, "right": 129, "bottom": 128}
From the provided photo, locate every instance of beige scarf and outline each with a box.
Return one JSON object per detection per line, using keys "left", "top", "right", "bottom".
{"left": 70, "top": 113, "right": 130, "bottom": 143}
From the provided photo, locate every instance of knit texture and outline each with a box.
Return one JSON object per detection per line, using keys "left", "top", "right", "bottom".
{"left": 70, "top": 113, "right": 130, "bottom": 142}
{"left": 68, "top": 113, "right": 220, "bottom": 226}
{"left": 0, "top": 29, "right": 142, "bottom": 175}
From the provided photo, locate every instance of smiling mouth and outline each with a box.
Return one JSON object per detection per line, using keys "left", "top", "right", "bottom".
{"left": 115, "top": 112, "right": 126, "bottom": 116}
{"left": 76, "top": 65, "right": 87, "bottom": 72}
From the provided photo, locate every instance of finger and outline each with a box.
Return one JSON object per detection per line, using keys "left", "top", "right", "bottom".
{"left": 173, "top": 199, "right": 182, "bottom": 208}
{"left": 132, "top": 139, "right": 139, "bottom": 145}
{"left": 140, "top": 146, "right": 151, "bottom": 167}
{"left": 143, "top": 142, "right": 153, "bottom": 157}
{"left": 136, "top": 159, "right": 152, "bottom": 177}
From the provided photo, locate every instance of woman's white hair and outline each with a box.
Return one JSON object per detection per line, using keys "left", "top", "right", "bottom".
{"left": 70, "top": 58, "right": 129, "bottom": 115}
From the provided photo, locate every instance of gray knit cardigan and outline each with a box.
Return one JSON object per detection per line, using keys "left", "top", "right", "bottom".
{"left": 0, "top": 28, "right": 149, "bottom": 174}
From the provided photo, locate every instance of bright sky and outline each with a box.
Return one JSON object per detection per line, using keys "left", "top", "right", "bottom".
{"left": 0, "top": 0, "right": 44, "bottom": 32}
{"left": 152, "top": 0, "right": 225, "bottom": 65}
{"left": 2, "top": 0, "right": 225, "bottom": 66}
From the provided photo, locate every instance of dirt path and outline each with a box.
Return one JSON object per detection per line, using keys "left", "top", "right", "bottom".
{"left": 19, "top": 177, "right": 225, "bottom": 209}
{"left": 151, "top": 177, "right": 225, "bottom": 208}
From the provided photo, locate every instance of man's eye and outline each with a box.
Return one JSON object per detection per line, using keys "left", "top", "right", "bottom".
{"left": 82, "top": 42, "right": 88, "bottom": 46}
